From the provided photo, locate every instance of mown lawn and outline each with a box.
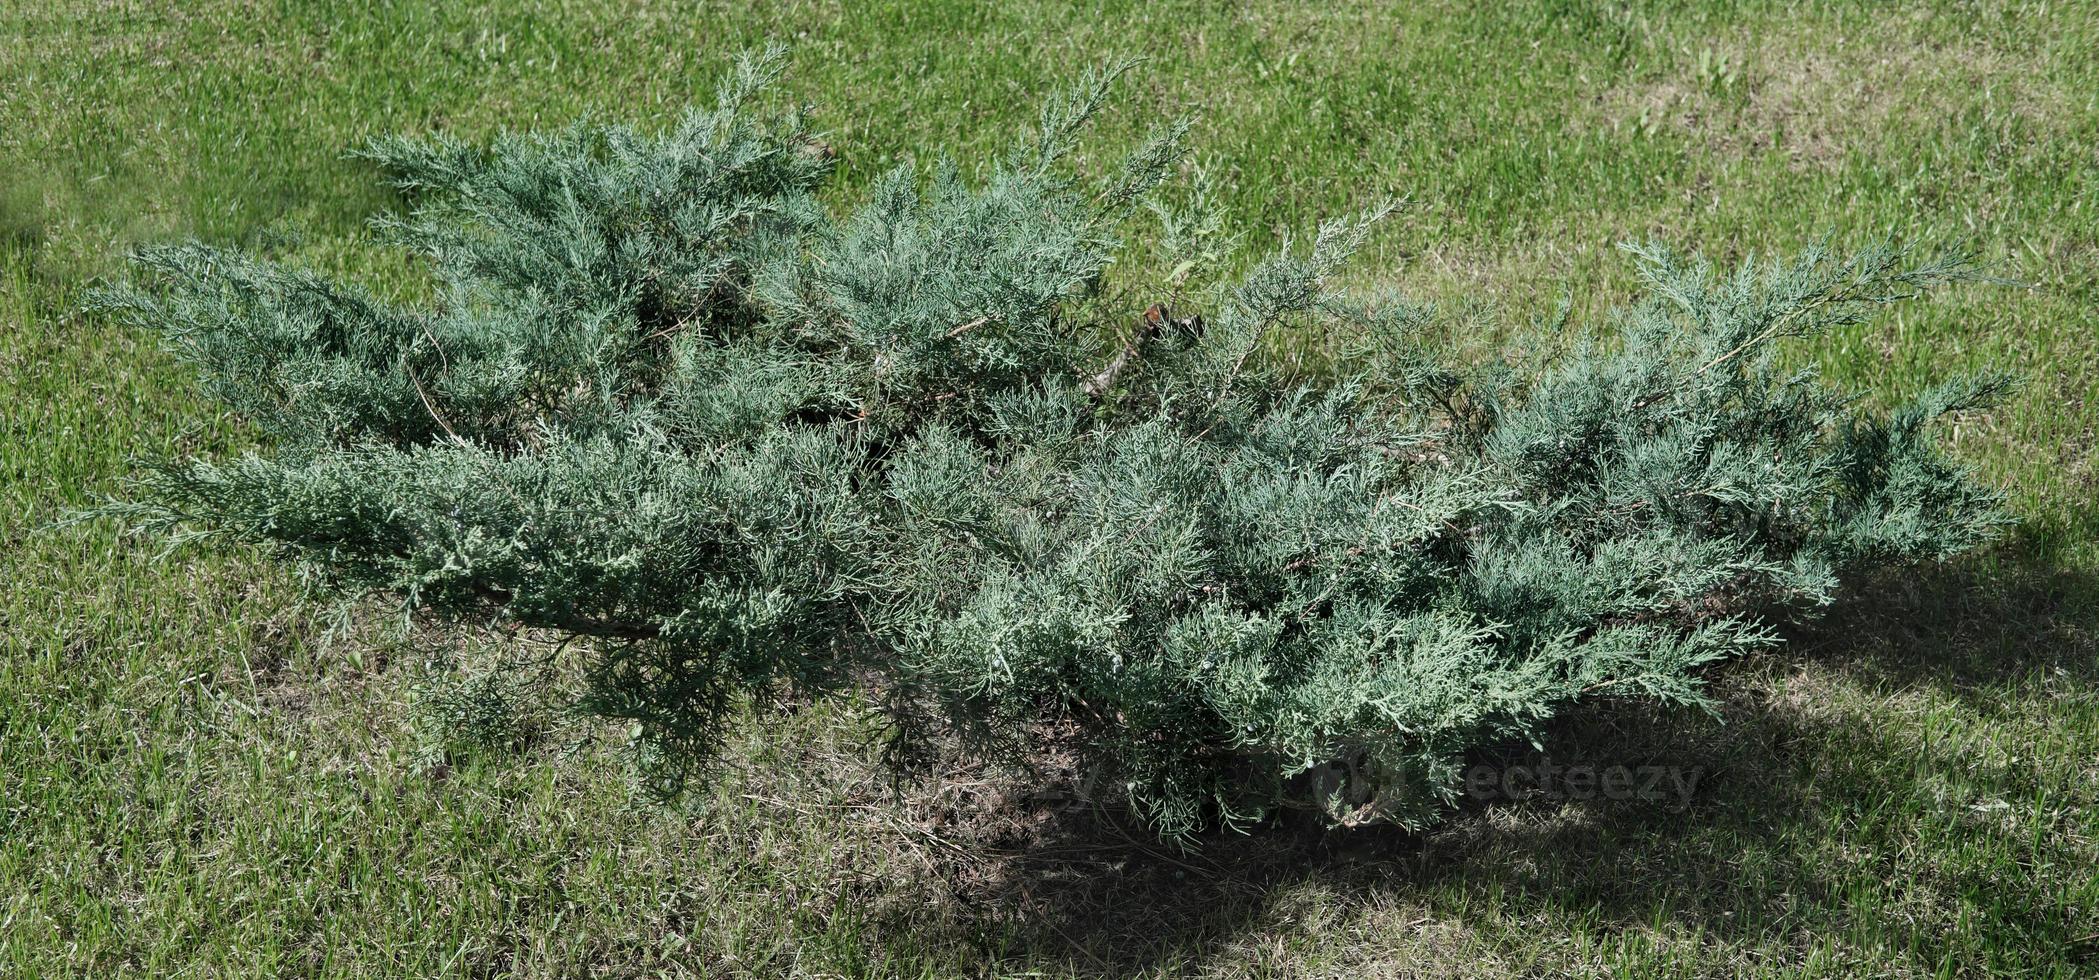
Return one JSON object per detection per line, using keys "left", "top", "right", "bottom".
{"left": 3, "top": 1, "right": 2094, "bottom": 976}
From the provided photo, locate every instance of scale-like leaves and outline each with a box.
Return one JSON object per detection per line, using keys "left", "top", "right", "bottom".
{"left": 103, "top": 58, "right": 2009, "bottom": 841}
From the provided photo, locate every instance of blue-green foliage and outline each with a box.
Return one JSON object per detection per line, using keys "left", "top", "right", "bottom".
{"left": 98, "top": 52, "right": 2010, "bottom": 840}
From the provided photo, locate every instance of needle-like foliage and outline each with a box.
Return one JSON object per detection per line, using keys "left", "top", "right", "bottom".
{"left": 97, "top": 52, "right": 2011, "bottom": 840}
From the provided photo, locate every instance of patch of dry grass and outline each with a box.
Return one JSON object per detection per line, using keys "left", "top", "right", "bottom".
{"left": 1586, "top": 18, "right": 2074, "bottom": 173}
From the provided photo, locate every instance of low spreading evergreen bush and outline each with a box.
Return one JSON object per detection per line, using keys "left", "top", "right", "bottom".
{"left": 100, "top": 53, "right": 2010, "bottom": 840}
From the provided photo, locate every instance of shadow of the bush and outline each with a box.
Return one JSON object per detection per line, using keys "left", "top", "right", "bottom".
{"left": 904, "top": 539, "right": 2097, "bottom": 975}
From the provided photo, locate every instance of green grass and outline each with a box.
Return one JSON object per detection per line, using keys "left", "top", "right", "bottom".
{"left": 3, "top": 1, "right": 2095, "bottom": 975}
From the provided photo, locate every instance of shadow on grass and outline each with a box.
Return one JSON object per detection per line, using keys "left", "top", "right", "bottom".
{"left": 900, "top": 541, "right": 2098, "bottom": 976}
